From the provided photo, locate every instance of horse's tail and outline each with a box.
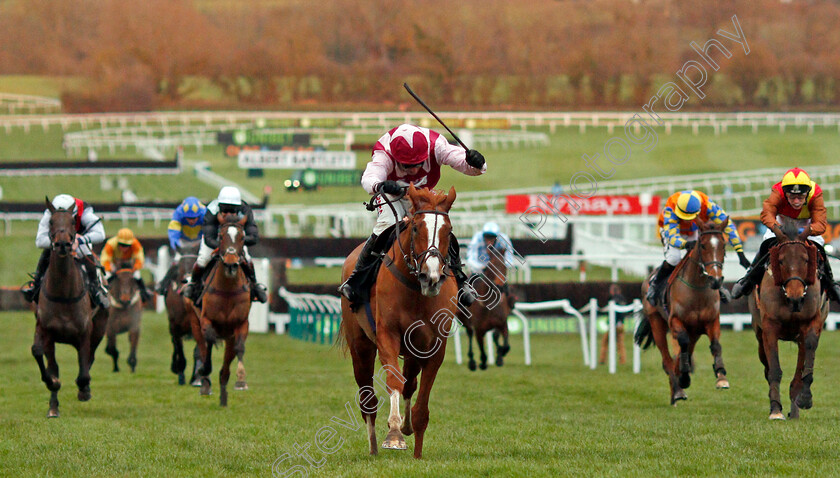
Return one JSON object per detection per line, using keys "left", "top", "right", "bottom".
{"left": 332, "top": 317, "right": 349, "bottom": 357}
{"left": 633, "top": 310, "right": 655, "bottom": 350}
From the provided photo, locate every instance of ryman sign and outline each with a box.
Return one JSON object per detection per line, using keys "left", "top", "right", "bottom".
{"left": 507, "top": 194, "right": 661, "bottom": 216}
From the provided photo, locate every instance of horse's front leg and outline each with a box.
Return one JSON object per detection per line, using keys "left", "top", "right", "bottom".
{"left": 127, "top": 324, "right": 139, "bottom": 373}
{"left": 761, "top": 322, "right": 785, "bottom": 419}
{"left": 465, "top": 325, "right": 477, "bottom": 371}
{"left": 400, "top": 357, "right": 421, "bottom": 437}
{"left": 105, "top": 329, "right": 119, "bottom": 373}
{"left": 189, "top": 308, "right": 212, "bottom": 395}
{"left": 671, "top": 317, "right": 692, "bottom": 390}
{"left": 234, "top": 321, "right": 249, "bottom": 391}
{"left": 705, "top": 319, "right": 729, "bottom": 389}
{"left": 788, "top": 343, "right": 806, "bottom": 419}
{"left": 647, "top": 311, "right": 684, "bottom": 404}
{"left": 377, "top": 329, "right": 407, "bottom": 451}
{"left": 411, "top": 353, "right": 445, "bottom": 459}
{"left": 476, "top": 328, "right": 488, "bottom": 370}
{"left": 76, "top": 332, "right": 92, "bottom": 402}
{"left": 44, "top": 336, "right": 60, "bottom": 418}
{"left": 219, "top": 336, "right": 236, "bottom": 407}
{"left": 170, "top": 332, "right": 187, "bottom": 384}
{"left": 795, "top": 322, "right": 821, "bottom": 412}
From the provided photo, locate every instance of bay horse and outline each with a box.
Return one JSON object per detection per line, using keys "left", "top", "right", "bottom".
{"left": 104, "top": 262, "right": 143, "bottom": 372}
{"left": 339, "top": 184, "right": 458, "bottom": 459}
{"left": 189, "top": 216, "right": 251, "bottom": 407}
{"left": 165, "top": 242, "right": 201, "bottom": 385}
{"left": 635, "top": 218, "right": 730, "bottom": 405}
{"left": 748, "top": 226, "right": 828, "bottom": 420}
{"left": 31, "top": 198, "right": 108, "bottom": 417}
{"left": 461, "top": 243, "right": 512, "bottom": 371}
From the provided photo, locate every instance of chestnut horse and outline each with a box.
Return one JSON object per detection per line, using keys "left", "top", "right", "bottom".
{"left": 748, "top": 227, "right": 829, "bottom": 420}
{"left": 339, "top": 185, "right": 458, "bottom": 459}
{"left": 165, "top": 242, "right": 201, "bottom": 385}
{"left": 31, "top": 198, "right": 108, "bottom": 417}
{"left": 104, "top": 263, "right": 143, "bottom": 373}
{"left": 190, "top": 217, "right": 251, "bottom": 407}
{"left": 461, "top": 243, "right": 512, "bottom": 371}
{"left": 636, "top": 219, "right": 731, "bottom": 405}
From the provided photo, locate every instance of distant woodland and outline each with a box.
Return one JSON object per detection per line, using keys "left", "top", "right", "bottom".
{"left": 1, "top": 0, "right": 839, "bottom": 111}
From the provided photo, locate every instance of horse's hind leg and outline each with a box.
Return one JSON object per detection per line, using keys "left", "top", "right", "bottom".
{"left": 127, "top": 327, "right": 139, "bottom": 373}
{"left": 400, "top": 357, "right": 421, "bottom": 437}
{"left": 795, "top": 324, "right": 821, "bottom": 412}
{"left": 76, "top": 333, "right": 92, "bottom": 402}
{"left": 465, "top": 326, "right": 477, "bottom": 371}
{"left": 105, "top": 330, "right": 119, "bottom": 373}
{"left": 348, "top": 329, "right": 379, "bottom": 455}
{"left": 219, "top": 337, "right": 236, "bottom": 407}
{"left": 705, "top": 320, "right": 729, "bottom": 389}
{"left": 234, "top": 322, "right": 248, "bottom": 391}
{"left": 788, "top": 343, "right": 806, "bottom": 419}
{"left": 190, "top": 345, "right": 201, "bottom": 387}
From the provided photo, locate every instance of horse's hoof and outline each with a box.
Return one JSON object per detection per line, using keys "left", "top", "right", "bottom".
{"left": 381, "top": 429, "right": 407, "bottom": 450}
{"left": 401, "top": 424, "right": 414, "bottom": 437}
{"left": 78, "top": 390, "right": 91, "bottom": 402}
{"left": 234, "top": 381, "right": 248, "bottom": 391}
{"left": 220, "top": 394, "right": 227, "bottom": 407}
{"left": 678, "top": 373, "right": 691, "bottom": 389}
{"left": 796, "top": 391, "right": 813, "bottom": 410}
{"left": 191, "top": 377, "right": 202, "bottom": 387}
{"left": 479, "top": 362, "right": 487, "bottom": 370}
{"left": 715, "top": 378, "right": 730, "bottom": 389}
{"left": 178, "top": 374, "right": 185, "bottom": 386}
{"left": 495, "top": 357, "right": 504, "bottom": 367}
{"left": 670, "top": 389, "right": 688, "bottom": 405}
{"left": 47, "top": 409, "right": 59, "bottom": 418}
{"left": 467, "top": 361, "right": 476, "bottom": 371}
{"left": 769, "top": 412, "right": 786, "bottom": 420}
{"left": 112, "top": 368, "right": 119, "bottom": 373}
{"left": 788, "top": 410, "right": 800, "bottom": 420}
{"left": 200, "top": 378, "right": 212, "bottom": 396}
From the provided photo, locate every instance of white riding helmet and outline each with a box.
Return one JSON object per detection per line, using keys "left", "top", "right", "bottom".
{"left": 218, "top": 186, "right": 242, "bottom": 206}
{"left": 482, "top": 222, "right": 500, "bottom": 236}
{"left": 52, "top": 194, "right": 75, "bottom": 210}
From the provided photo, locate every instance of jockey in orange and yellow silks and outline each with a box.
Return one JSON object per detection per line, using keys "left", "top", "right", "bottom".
{"left": 730, "top": 168, "right": 840, "bottom": 302}
{"left": 645, "top": 190, "right": 749, "bottom": 306}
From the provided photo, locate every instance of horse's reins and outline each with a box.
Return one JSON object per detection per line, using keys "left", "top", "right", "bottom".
{"left": 44, "top": 209, "right": 87, "bottom": 303}
{"left": 367, "top": 187, "right": 452, "bottom": 287}
{"left": 677, "top": 229, "right": 725, "bottom": 290}
{"left": 775, "top": 240, "right": 814, "bottom": 295}
{"left": 202, "top": 222, "right": 249, "bottom": 300}
{"left": 107, "top": 267, "right": 141, "bottom": 308}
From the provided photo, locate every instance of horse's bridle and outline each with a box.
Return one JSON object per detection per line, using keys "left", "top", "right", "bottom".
{"left": 219, "top": 222, "right": 245, "bottom": 264}
{"left": 688, "top": 229, "right": 725, "bottom": 278}
{"left": 371, "top": 188, "right": 452, "bottom": 279}
{"left": 775, "top": 240, "right": 813, "bottom": 294}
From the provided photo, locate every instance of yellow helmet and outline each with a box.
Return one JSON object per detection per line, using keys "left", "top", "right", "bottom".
{"left": 674, "top": 191, "right": 702, "bottom": 221}
{"left": 780, "top": 168, "right": 812, "bottom": 195}
{"left": 116, "top": 228, "right": 135, "bottom": 245}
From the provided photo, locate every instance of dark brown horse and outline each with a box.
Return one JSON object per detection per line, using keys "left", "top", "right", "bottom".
{"left": 189, "top": 216, "right": 251, "bottom": 407}
{"left": 748, "top": 227, "right": 828, "bottom": 420}
{"left": 461, "top": 243, "right": 512, "bottom": 371}
{"left": 636, "top": 219, "right": 731, "bottom": 405}
{"left": 104, "top": 263, "right": 143, "bottom": 372}
{"left": 339, "top": 184, "right": 458, "bottom": 459}
{"left": 165, "top": 242, "right": 201, "bottom": 385}
{"left": 31, "top": 198, "right": 108, "bottom": 417}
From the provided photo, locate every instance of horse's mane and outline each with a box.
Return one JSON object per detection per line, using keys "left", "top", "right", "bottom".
{"left": 409, "top": 188, "right": 451, "bottom": 212}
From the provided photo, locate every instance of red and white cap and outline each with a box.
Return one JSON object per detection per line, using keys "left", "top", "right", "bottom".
{"left": 388, "top": 125, "right": 429, "bottom": 165}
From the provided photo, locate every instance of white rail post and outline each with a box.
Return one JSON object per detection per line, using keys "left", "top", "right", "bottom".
{"left": 485, "top": 332, "right": 495, "bottom": 365}
{"left": 155, "top": 245, "right": 169, "bottom": 313}
{"left": 633, "top": 299, "right": 642, "bottom": 374}
{"left": 608, "top": 300, "right": 616, "bottom": 374}
{"left": 589, "top": 297, "right": 598, "bottom": 370}
{"left": 452, "top": 324, "right": 463, "bottom": 364}
{"left": 248, "top": 258, "right": 270, "bottom": 333}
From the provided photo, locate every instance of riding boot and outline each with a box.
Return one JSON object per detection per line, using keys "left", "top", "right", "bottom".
{"left": 821, "top": 255, "right": 840, "bottom": 302}
{"left": 183, "top": 264, "right": 206, "bottom": 302}
{"left": 85, "top": 256, "right": 110, "bottom": 309}
{"left": 448, "top": 233, "right": 475, "bottom": 307}
{"left": 21, "top": 248, "right": 50, "bottom": 302}
{"left": 136, "top": 277, "right": 151, "bottom": 303}
{"left": 730, "top": 239, "right": 775, "bottom": 300}
{"left": 339, "top": 234, "right": 381, "bottom": 305}
{"left": 156, "top": 264, "right": 178, "bottom": 295}
{"left": 242, "top": 260, "right": 268, "bottom": 303}
{"left": 645, "top": 261, "right": 675, "bottom": 306}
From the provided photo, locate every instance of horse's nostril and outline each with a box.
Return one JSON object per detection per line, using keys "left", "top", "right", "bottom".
{"left": 418, "top": 273, "right": 429, "bottom": 282}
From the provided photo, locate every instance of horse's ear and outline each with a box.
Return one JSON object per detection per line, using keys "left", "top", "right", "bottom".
{"left": 719, "top": 217, "right": 729, "bottom": 230}
{"left": 238, "top": 215, "right": 247, "bottom": 226}
{"left": 441, "top": 186, "right": 457, "bottom": 212}
{"left": 407, "top": 183, "right": 419, "bottom": 214}
{"left": 797, "top": 227, "right": 811, "bottom": 242}
{"left": 45, "top": 196, "right": 55, "bottom": 213}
